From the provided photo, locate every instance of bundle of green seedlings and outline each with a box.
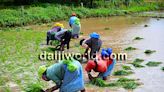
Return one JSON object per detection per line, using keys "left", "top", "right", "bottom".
{"left": 131, "top": 58, "right": 145, "bottom": 68}
{"left": 117, "top": 78, "right": 140, "bottom": 89}
{"left": 161, "top": 67, "right": 164, "bottom": 71}
{"left": 124, "top": 46, "right": 137, "bottom": 51}
{"left": 144, "top": 24, "right": 149, "bottom": 27}
{"left": 146, "top": 61, "right": 162, "bottom": 67}
{"left": 133, "top": 37, "right": 144, "bottom": 40}
{"left": 122, "top": 65, "right": 132, "bottom": 70}
{"left": 104, "top": 27, "right": 112, "bottom": 30}
{"left": 51, "top": 40, "right": 60, "bottom": 46}
{"left": 80, "top": 32, "right": 84, "bottom": 35}
{"left": 91, "top": 77, "right": 140, "bottom": 89}
{"left": 41, "top": 47, "right": 56, "bottom": 52}
{"left": 91, "top": 78, "right": 111, "bottom": 87}
{"left": 113, "top": 70, "right": 133, "bottom": 76}
{"left": 25, "top": 82, "right": 44, "bottom": 92}
{"left": 144, "top": 50, "right": 156, "bottom": 54}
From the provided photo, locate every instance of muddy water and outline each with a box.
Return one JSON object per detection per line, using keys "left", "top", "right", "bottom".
{"left": 28, "top": 15, "right": 164, "bottom": 92}
{"left": 78, "top": 16, "right": 164, "bottom": 92}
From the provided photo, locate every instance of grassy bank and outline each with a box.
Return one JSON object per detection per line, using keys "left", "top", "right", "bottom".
{"left": 0, "top": 2, "right": 163, "bottom": 28}
{"left": 0, "top": 29, "right": 47, "bottom": 91}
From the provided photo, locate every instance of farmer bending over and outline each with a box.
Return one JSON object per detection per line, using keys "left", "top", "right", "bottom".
{"left": 85, "top": 48, "right": 116, "bottom": 81}
{"left": 46, "top": 23, "right": 64, "bottom": 45}
{"left": 69, "top": 13, "right": 81, "bottom": 38}
{"left": 60, "top": 30, "right": 72, "bottom": 51}
{"left": 38, "top": 58, "right": 85, "bottom": 92}
{"left": 80, "top": 32, "right": 102, "bottom": 59}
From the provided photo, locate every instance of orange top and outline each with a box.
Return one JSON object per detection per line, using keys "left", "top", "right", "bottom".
{"left": 85, "top": 54, "right": 113, "bottom": 73}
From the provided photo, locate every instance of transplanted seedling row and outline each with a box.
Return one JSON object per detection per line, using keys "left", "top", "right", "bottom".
{"left": 90, "top": 77, "right": 140, "bottom": 90}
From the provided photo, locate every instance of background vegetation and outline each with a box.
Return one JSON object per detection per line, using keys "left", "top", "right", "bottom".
{"left": 0, "top": 1, "right": 163, "bottom": 28}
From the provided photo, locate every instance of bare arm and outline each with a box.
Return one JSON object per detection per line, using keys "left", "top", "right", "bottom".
{"left": 87, "top": 72, "right": 94, "bottom": 81}
{"left": 81, "top": 38, "right": 90, "bottom": 48}
{"left": 45, "top": 85, "right": 59, "bottom": 92}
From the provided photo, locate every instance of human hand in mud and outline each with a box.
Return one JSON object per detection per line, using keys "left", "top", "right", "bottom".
{"left": 88, "top": 73, "right": 97, "bottom": 81}
{"left": 45, "top": 86, "right": 59, "bottom": 92}
{"left": 45, "top": 88, "right": 53, "bottom": 92}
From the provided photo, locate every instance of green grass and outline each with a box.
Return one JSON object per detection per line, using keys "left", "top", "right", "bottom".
{"left": 122, "top": 65, "right": 132, "bottom": 70}
{"left": 0, "top": 2, "right": 162, "bottom": 28}
{"left": 113, "top": 70, "right": 133, "bottom": 76}
{"left": 146, "top": 61, "right": 162, "bottom": 67}
{"left": 0, "top": 29, "right": 49, "bottom": 91}
{"left": 131, "top": 58, "right": 145, "bottom": 68}
{"left": 134, "top": 37, "right": 144, "bottom": 40}
{"left": 124, "top": 46, "right": 137, "bottom": 51}
{"left": 144, "top": 50, "right": 156, "bottom": 54}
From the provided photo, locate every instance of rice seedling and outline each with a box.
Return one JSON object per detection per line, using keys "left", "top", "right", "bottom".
{"left": 144, "top": 24, "right": 148, "bottom": 27}
{"left": 146, "top": 61, "right": 162, "bottom": 67}
{"left": 91, "top": 77, "right": 140, "bottom": 89}
{"left": 122, "top": 65, "right": 132, "bottom": 70}
{"left": 51, "top": 40, "right": 60, "bottom": 47}
{"left": 90, "top": 78, "right": 107, "bottom": 87}
{"left": 104, "top": 27, "right": 111, "bottom": 30}
{"left": 80, "top": 32, "right": 84, "bottom": 35}
{"left": 113, "top": 70, "right": 133, "bottom": 76}
{"left": 117, "top": 77, "right": 135, "bottom": 82}
{"left": 124, "top": 46, "right": 137, "bottom": 51}
{"left": 134, "top": 37, "right": 144, "bottom": 40}
{"left": 131, "top": 58, "right": 144, "bottom": 68}
{"left": 90, "top": 78, "right": 118, "bottom": 87}
{"left": 133, "top": 58, "right": 144, "bottom": 63}
{"left": 122, "top": 81, "right": 139, "bottom": 89}
{"left": 131, "top": 63, "right": 145, "bottom": 68}
{"left": 116, "top": 78, "right": 139, "bottom": 90}
{"left": 161, "top": 67, "right": 164, "bottom": 71}
{"left": 0, "top": 86, "right": 11, "bottom": 92}
{"left": 144, "top": 50, "right": 156, "bottom": 54}
{"left": 24, "top": 83, "right": 44, "bottom": 92}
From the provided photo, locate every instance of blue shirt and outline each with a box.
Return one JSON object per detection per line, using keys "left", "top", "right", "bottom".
{"left": 46, "top": 62, "right": 65, "bottom": 86}
{"left": 69, "top": 16, "right": 77, "bottom": 26}
{"left": 46, "top": 60, "right": 85, "bottom": 92}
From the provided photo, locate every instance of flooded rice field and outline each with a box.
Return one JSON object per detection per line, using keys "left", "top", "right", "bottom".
{"left": 1, "top": 14, "right": 164, "bottom": 92}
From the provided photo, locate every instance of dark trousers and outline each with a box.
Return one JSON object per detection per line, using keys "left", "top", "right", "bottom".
{"left": 60, "top": 31, "right": 72, "bottom": 51}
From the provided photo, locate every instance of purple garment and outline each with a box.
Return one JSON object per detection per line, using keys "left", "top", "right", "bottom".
{"left": 55, "top": 29, "right": 67, "bottom": 41}
{"left": 47, "top": 27, "right": 61, "bottom": 36}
